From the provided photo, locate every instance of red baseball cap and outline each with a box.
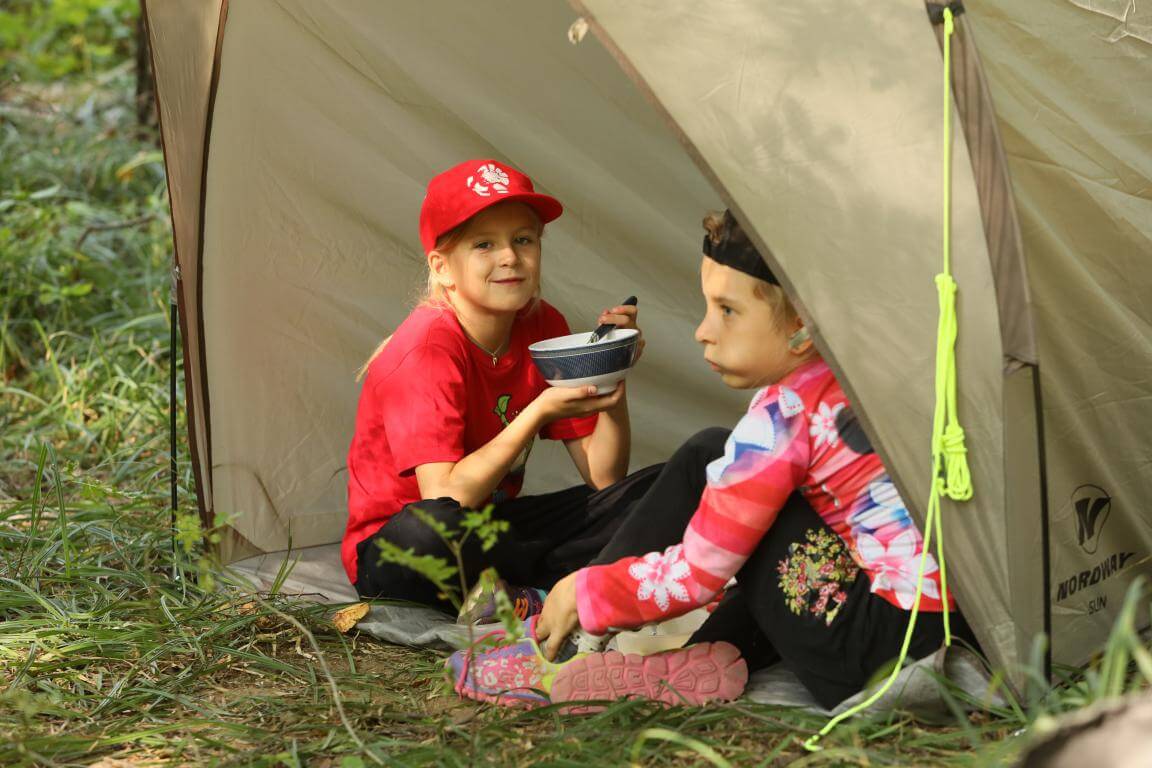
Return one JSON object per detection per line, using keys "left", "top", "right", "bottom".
{"left": 418, "top": 159, "right": 563, "bottom": 253}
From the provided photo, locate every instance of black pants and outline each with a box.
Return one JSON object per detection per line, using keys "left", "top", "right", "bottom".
{"left": 590, "top": 427, "right": 973, "bottom": 709}
{"left": 354, "top": 463, "right": 664, "bottom": 610}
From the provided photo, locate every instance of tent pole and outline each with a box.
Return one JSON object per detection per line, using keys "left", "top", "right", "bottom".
{"left": 1033, "top": 365, "right": 1054, "bottom": 683}
{"left": 170, "top": 264, "right": 180, "bottom": 581}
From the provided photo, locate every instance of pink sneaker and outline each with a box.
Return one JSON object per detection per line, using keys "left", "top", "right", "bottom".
{"left": 550, "top": 641, "right": 747, "bottom": 713}
{"left": 447, "top": 635, "right": 552, "bottom": 707}
{"left": 446, "top": 616, "right": 566, "bottom": 708}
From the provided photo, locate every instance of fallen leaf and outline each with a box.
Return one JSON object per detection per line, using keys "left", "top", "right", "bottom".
{"left": 332, "top": 602, "right": 371, "bottom": 633}
{"left": 568, "top": 17, "right": 589, "bottom": 45}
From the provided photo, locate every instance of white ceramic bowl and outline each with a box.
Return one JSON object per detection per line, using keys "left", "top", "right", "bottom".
{"left": 528, "top": 329, "right": 640, "bottom": 394}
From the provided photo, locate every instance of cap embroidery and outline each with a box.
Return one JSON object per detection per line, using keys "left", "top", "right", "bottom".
{"left": 465, "top": 163, "right": 510, "bottom": 197}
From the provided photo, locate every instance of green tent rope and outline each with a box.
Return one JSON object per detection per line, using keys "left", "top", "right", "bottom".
{"left": 804, "top": 7, "right": 973, "bottom": 751}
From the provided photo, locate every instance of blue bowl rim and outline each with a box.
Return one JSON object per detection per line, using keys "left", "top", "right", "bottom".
{"left": 530, "top": 339, "right": 637, "bottom": 360}
{"left": 528, "top": 329, "right": 639, "bottom": 358}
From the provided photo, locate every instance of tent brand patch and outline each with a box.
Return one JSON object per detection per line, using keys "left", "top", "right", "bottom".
{"left": 1054, "top": 551, "right": 1135, "bottom": 602}
{"left": 1071, "top": 484, "right": 1111, "bottom": 554}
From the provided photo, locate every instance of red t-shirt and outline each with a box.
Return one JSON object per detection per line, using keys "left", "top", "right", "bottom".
{"left": 341, "top": 300, "right": 598, "bottom": 582}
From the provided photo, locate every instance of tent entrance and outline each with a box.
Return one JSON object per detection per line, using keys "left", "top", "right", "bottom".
{"left": 145, "top": 0, "right": 1152, "bottom": 692}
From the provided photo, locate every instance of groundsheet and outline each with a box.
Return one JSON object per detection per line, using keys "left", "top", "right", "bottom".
{"left": 227, "top": 544, "right": 1000, "bottom": 716}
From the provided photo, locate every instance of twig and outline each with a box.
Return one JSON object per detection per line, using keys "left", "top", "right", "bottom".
{"left": 76, "top": 214, "right": 154, "bottom": 248}
{"left": 248, "top": 594, "right": 386, "bottom": 766}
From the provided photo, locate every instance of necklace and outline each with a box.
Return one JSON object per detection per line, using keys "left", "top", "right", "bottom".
{"left": 465, "top": 333, "right": 508, "bottom": 366}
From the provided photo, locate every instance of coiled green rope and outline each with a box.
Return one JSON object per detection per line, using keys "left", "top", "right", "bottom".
{"left": 804, "top": 7, "right": 973, "bottom": 751}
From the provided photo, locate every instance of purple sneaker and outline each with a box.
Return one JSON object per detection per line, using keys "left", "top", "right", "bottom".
{"left": 457, "top": 578, "right": 547, "bottom": 625}
{"left": 446, "top": 617, "right": 561, "bottom": 707}
{"left": 447, "top": 625, "right": 748, "bottom": 712}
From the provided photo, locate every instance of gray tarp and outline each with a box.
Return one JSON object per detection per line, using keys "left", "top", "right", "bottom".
{"left": 227, "top": 545, "right": 1002, "bottom": 716}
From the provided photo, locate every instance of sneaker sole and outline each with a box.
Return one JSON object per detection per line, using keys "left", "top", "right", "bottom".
{"left": 550, "top": 641, "right": 747, "bottom": 713}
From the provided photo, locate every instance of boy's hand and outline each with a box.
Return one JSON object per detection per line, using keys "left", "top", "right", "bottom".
{"left": 531, "top": 381, "right": 625, "bottom": 423}
{"left": 535, "top": 572, "right": 580, "bottom": 661}
{"left": 597, "top": 302, "right": 645, "bottom": 362}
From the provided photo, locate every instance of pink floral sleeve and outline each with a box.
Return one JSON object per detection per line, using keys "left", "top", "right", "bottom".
{"left": 576, "top": 386, "right": 809, "bottom": 634}
{"left": 575, "top": 360, "right": 953, "bottom": 634}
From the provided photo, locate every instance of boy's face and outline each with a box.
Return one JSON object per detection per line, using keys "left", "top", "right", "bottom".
{"left": 432, "top": 202, "right": 542, "bottom": 315}
{"left": 694, "top": 257, "right": 804, "bottom": 390}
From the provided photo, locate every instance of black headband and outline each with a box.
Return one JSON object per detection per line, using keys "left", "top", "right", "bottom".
{"left": 701, "top": 232, "right": 778, "bottom": 285}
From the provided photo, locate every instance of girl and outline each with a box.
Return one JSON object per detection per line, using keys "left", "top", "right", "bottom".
{"left": 451, "top": 209, "right": 971, "bottom": 711}
{"left": 342, "top": 159, "right": 660, "bottom": 616}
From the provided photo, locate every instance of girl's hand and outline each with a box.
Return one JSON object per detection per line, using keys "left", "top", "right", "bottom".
{"left": 597, "top": 302, "right": 645, "bottom": 362}
{"left": 531, "top": 381, "right": 625, "bottom": 423}
{"left": 535, "top": 572, "right": 580, "bottom": 661}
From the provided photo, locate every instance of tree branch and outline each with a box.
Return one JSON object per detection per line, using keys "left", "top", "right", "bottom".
{"left": 76, "top": 214, "right": 155, "bottom": 248}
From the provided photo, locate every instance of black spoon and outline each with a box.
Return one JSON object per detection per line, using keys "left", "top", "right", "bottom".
{"left": 587, "top": 296, "right": 638, "bottom": 344}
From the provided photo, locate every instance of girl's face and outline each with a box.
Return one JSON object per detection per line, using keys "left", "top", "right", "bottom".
{"left": 694, "top": 257, "right": 808, "bottom": 389}
{"left": 430, "top": 202, "right": 542, "bottom": 316}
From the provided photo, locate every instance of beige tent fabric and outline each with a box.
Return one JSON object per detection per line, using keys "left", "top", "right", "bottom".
{"left": 198, "top": 0, "right": 746, "bottom": 563}
{"left": 929, "top": 6, "right": 1036, "bottom": 367}
{"left": 145, "top": 0, "right": 1152, "bottom": 688}
{"left": 967, "top": 0, "right": 1152, "bottom": 668}
{"left": 143, "top": 0, "right": 223, "bottom": 527}
{"left": 1065, "top": 0, "right": 1152, "bottom": 45}
{"left": 927, "top": 3, "right": 1049, "bottom": 680}
{"left": 578, "top": 0, "right": 1021, "bottom": 679}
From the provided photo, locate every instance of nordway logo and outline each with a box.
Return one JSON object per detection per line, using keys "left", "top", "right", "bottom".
{"left": 1052, "top": 484, "right": 1136, "bottom": 604}
{"left": 1055, "top": 551, "right": 1135, "bottom": 602}
{"left": 1072, "top": 484, "right": 1111, "bottom": 555}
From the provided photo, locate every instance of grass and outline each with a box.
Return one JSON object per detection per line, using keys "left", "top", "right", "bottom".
{"left": 2, "top": 35, "right": 1150, "bottom": 768}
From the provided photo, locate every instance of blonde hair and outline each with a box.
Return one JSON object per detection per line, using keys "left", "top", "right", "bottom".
{"left": 356, "top": 206, "right": 544, "bottom": 380}
{"left": 701, "top": 210, "right": 799, "bottom": 330}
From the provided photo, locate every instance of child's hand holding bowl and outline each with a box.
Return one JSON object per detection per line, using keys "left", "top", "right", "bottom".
{"left": 529, "top": 381, "right": 627, "bottom": 423}
{"left": 528, "top": 298, "right": 644, "bottom": 394}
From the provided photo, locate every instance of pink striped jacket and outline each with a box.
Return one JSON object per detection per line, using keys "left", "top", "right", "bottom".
{"left": 576, "top": 359, "right": 952, "bottom": 634}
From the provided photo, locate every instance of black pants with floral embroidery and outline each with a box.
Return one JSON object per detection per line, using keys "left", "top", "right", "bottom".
{"left": 592, "top": 427, "right": 974, "bottom": 710}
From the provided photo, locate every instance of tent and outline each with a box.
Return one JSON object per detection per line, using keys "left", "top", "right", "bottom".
{"left": 142, "top": 0, "right": 1152, "bottom": 689}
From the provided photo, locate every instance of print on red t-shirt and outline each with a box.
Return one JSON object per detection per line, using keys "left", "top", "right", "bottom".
{"left": 341, "top": 301, "right": 597, "bottom": 582}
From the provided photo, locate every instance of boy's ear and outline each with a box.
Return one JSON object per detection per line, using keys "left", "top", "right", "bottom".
{"left": 428, "top": 250, "right": 454, "bottom": 288}
{"left": 788, "top": 322, "right": 813, "bottom": 354}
